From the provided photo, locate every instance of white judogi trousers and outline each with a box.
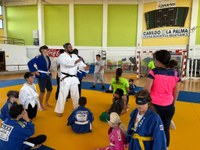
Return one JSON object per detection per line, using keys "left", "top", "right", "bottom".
{"left": 54, "top": 76, "right": 79, "bottom": 114}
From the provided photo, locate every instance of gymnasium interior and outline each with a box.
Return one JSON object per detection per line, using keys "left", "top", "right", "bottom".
{"left": 0, "top": 0, "right": 200, "bottom": 150}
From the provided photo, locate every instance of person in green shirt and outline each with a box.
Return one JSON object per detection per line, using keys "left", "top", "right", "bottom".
{"left": 147, "top": 53, "right": 156, "bottom": 76}
{"left": 148, "top": 59, "right": 155, "bottom": 70}
{"left": 111, "top": 68, "right": 129, "bottom": 114}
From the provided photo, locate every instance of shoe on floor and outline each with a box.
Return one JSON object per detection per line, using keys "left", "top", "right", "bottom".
{"left": 101, "top": 86, "right": 105, "bottom": 89}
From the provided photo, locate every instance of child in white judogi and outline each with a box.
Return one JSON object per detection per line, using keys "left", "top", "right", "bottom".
{"left": 19, "top": 72, "right": 41, "bottom": 119}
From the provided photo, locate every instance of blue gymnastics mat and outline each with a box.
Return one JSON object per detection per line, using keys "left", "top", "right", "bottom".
{"left": 177, "top": 91, "right": 200, "bottom": 104}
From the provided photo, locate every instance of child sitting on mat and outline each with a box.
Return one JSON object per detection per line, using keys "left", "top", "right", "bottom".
{"left": 99, "top": 88, "right": 124, "bottom": 122}
{"left": 96, "top": 112, "right": 127, "bottom": 150}
{"left": 0, "top": 103, "right": 47, "bottom": 150}
{"left": 128, "top": 79, "right": 137, "bottom": 95}
{"left": 0, "top": 90, "right": 19, "bottom": 121}
{"left": 67, "top": 97, "right": 94, "bottom": 133}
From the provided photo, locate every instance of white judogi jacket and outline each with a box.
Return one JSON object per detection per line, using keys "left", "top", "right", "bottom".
{"left": 19, "top": 83, "right": 40, "bottom": 109}
{"left": 58, "top": 52, "right": 87, "bottom": 85}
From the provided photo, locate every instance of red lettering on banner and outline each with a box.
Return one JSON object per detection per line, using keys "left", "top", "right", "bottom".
{"left": 47, "top": 49, "right": 60, "bottom": 57}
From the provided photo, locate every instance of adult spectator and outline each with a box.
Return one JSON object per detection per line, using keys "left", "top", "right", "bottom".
{"left": 145, "top": 50, "right": 180, "bottom": 148}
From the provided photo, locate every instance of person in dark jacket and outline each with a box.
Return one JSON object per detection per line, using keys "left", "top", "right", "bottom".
{"left": 108, "top": 88, "right": 124, "bottom": 115}
{"left": 0, "top": 90, "right": 19, "bottom": 121}
{"left": 99, "top": 88, "right": 124, "bottom": 122}
{"left": 0, "top": 103, "right": 47, "bottom": 150}
{"left": 27, "top": 45, "right": 52, "bottom": 110}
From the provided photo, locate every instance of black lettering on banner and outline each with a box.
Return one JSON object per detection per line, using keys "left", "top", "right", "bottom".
{"left": 142, "top": 28, "right": 189, "bottom": 38}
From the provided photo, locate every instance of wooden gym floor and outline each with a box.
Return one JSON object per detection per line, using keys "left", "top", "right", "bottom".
{"left": 1, "top": 71, "right": 200, "bottom": 92}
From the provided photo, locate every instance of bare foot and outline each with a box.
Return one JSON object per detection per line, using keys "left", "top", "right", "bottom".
{"left": 170, "top": 120, "right": 176, "bottom": 130}
{"left": 44, "top": 103, "right": 53, "bottom": 107}
{"left": 57, "top": 113, "right": 63, "bottom": 117}
{"left": 39, "top": 107, "right": 47, "bottom": 111}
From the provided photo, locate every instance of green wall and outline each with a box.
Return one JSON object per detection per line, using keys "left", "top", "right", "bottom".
{"left": 44, "top": 5, "right": 69, "bottom": 45}
{"left": 74, "top": 5, "right": 103, "bottom": 46}
{"left": 6, "top": 6, "right": 38, "bottom": 45}
{"left": 196, "top": 2, "right": 200, "bottom": 45}
{"left": 107, "top": 5, "right": 138, "bottom": 46}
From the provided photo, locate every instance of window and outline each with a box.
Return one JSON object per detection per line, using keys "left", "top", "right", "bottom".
{"left": 0, "top": 5, "right": 2, "bottom": 16}
{"left": 0, "top": 19, "right": 3, "bottom": 29}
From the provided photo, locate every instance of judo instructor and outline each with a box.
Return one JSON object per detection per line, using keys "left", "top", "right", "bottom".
{"left": 54, "top": 43, "right": 89, "bottom": 117}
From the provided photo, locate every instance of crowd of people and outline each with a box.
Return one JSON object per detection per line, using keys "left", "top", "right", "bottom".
{"left": 0, "top": 44, "right": 180, "bottom": 150}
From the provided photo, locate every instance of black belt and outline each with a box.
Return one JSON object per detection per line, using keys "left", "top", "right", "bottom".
{"left": 60, "top": 72, "right": 77, "bottom": 81}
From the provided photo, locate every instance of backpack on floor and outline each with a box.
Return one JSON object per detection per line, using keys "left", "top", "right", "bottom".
{"left": 99, "top": 112, "right": 109, "bottom": 122}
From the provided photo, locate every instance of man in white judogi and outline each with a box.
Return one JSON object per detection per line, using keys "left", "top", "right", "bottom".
{"left": 54, "top": 43, "right": 89, "bottom": 117}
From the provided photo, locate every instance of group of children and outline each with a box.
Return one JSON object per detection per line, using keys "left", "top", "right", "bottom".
{"left": 0, "top": 64, "right": 141, "bottom": 150}
{"left": 67, "top": 88, "right": 167, "bottom": 150}
{"left": 67, "top": 78, "right": 136, "bottom": 135}
{"left": 0, "top": 47, "right": 172, "bottom": 150}
{"left": 0, "top": 70, "right": 167, "bottom": 150}
{"left": 0, "top": 72, "right": 47, "bottom": 150}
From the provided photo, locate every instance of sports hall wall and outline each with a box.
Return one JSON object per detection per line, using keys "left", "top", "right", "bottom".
{"left": 196, "top": 0, "right": 200, "bottom": 45}
{"left": 4, "top": 0, "right": 199, "bottom": 47}
{"left": 6, "top": 5, "right": 38, "bottom": 45}
{"left": 0, "top": 6, "right": 4, "bottom": 43}
{"left": 0, "top": 0, "right": 199, "bottom": 72}
{"left": 5, "top": 2, "right": 138, "bottom": 47}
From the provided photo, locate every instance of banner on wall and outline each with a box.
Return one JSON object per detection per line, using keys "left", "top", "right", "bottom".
{"left": 142, "top": 28, "right": 189, "bottom": 38}
{"left": 47, "top": 49, "right": 60, "bottom": 72}
{"left": 156, "top": 0, "right": 176, "bottom": 9}
{"left": 47, "top": 49, "right": 60, "bottom": 57}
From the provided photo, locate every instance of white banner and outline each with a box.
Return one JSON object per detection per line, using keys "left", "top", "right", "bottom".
{"left": 157, "top": 0, "right": 176, "bottom": 9}
{"left": 142, "top": 28, "right": 189, "bottom": 38}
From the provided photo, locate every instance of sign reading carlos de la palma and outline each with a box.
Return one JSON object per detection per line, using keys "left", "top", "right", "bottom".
{"left": 142, "top": 28, "right": 189, "bottom": 38}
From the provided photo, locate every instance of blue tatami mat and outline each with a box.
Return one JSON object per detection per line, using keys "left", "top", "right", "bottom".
{"left": 0, "top": 79, "right": 200, "bottom": 104}
{"left": 177, "top": 91, "right": 200, "bottom": 104}
{"left": 0, "top": 79, "right": 25, "bottom": 87}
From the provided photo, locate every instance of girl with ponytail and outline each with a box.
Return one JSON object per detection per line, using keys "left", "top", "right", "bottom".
{"left": 145, "top": 50, "right": 180, "bottom": 148}
{"left": 111, "top": 68, "right": 129, "bottom": 114}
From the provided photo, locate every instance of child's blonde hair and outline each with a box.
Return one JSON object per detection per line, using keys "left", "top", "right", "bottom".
{"left": 108, "top": 112, "right": 127, "bottom": 135}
